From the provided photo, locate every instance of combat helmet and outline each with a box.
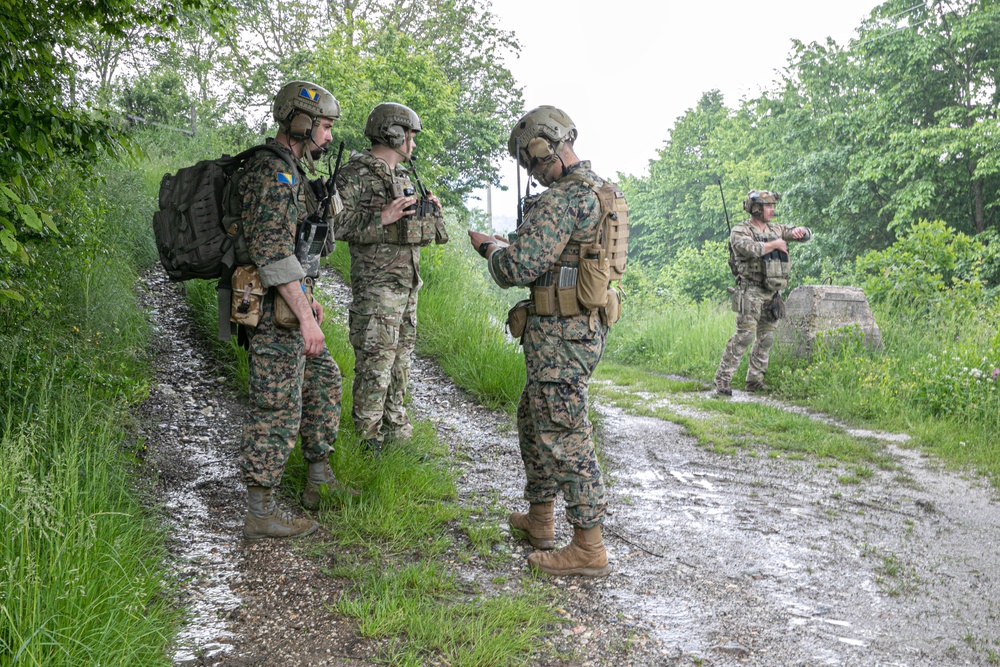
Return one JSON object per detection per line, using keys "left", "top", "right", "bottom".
{"left": 507, "top": 106, "right": 578, "bottom": 170}
{"left": 365, "top": 103, "right": 422, "bottom": 148}
{"left": 272, "top": 81, "right": 340, "bottom": 134}
{"left": 743, "top": 190, "right": 781, "bottom": 217}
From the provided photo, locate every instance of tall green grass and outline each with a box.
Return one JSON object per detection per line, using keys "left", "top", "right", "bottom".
{"left": 1, "top": 160, "right": 177, "bottom": 666}
{"left": 604, "top": 298, "right": 734, "bottom": 380}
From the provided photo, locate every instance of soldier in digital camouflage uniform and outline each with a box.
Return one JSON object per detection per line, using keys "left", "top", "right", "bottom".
{"left": 469, "top": 106, "right": 620, "bottom": 578}
{"left": 238, "top": 80, "right": 350, "bottom": 539}
{"left": 714, "top": 190, "right": 811, "bottom": 395}
{"left": 334, "top": 103, "right": 443, "bottom": 455}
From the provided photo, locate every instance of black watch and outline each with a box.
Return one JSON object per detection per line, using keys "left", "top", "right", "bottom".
{"left": 477, "top": 240, "right": 495, "bottom": 258}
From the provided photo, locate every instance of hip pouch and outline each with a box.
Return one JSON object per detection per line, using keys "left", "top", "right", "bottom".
{"left": 507, "top": 299, "right": 532, "bottom": 341}
{"left": 577, "top": 244, "right": 610, "bottom": 310}
{"left": 230, "top": 265, "right": 266, "bottom": 327}
{"left": 274, "top": 278, "right": 315, "bottom": 328}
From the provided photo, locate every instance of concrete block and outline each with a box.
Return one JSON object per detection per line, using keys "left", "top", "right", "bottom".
{"left": 777, "top": 285, "right": 882, "bottom": 357}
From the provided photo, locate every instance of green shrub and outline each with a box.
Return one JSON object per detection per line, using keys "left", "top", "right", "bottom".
{"left": 658, "top": 239, "right": 731, "bottom": 304}
{"left": 855, "top": 220, "right": 984, "bottom": 310}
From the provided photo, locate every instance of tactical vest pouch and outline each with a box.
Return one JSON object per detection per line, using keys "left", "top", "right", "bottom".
{"left": 762, "top": 254, "right": 789, "bottom": 291}
{"left": 600, "top": 287, "right": 621, "bottom": 327}
{"left": 507, "top": 299, "right": 532, "bottom": 340}
{"left": 557, "top": 286, "right": 581, "bottom": 317}
{"left": 577, "top": 245, "right": 610, "bottom": 310}
{"left": 274, "top": 279, "right": 314, "bottom": 329}
{"left": 230, "top": 265, "right": 265, "bottom": 327}
{"left": 532, "top": 284, "right": 556, "bottom": 316}
{"left": 433, "top": 213, "right": 449, "bottom": 245}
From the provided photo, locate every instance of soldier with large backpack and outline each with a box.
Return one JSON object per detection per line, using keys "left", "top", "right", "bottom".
{"left": 714, "top": 190, "right": 811, "bottom": 396}
{"left": 233, "top": 80, "right": 352, "bottom": 539}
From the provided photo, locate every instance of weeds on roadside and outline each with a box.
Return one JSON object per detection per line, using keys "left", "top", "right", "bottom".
{"left": 1, "top": 159, "right": 177, "bottom": 666}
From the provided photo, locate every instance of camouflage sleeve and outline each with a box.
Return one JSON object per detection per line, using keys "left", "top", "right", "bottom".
{"left": 777, "top": 224, "right": 813, "bottom": 242}
{"left": 240, "top": 155, "right": 306, "bottom": 288}
{"left": 333, "top": 162, "right": 385, "bottom": 245}
{"left": 488, "top": 184, "right": 591, "bottom": 288}
{"left": 730, "top": 222, "right": 766, "bottom": 259}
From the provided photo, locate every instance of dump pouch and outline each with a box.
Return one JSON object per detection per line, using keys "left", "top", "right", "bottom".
{"left": 507, "top": 299, "right": 532, "bottom": 340}
{"left": 577, "top": 244, "right": 610, "bottom": 310}
{"left": 274, "top": 278, "right": 315, "bottom": 328}
{"left": 762, "top": 292, "right": 786, "bottom": 323}
{"left": 600, "top": 287, "right": 622, "bottom": 327}
{"left": 230, "top": 265, "right": 265, "bottom": 327}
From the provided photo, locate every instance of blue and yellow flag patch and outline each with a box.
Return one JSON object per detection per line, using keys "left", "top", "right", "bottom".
{"left": 299, "top": 88, "right": 319, "bottom": 102}
{"left": 277, "top": 172, "right": 296, "bottom": 185}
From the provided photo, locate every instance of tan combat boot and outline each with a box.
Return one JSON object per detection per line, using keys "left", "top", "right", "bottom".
{"left": 527, "top": 525, "right": 611, "bottom": 577}
{"left": 244, "top": 486, "right": 319, "bottom": 539}
{"left": 508, "top": 501, "right": 555, "bottom": 550}
{"left": 302, "top": 460, "right": 357, "bottom": 510}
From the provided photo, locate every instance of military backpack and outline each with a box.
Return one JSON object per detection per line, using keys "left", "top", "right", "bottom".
{"left": 152, "top": 144, "right": 298, "bottom": 282}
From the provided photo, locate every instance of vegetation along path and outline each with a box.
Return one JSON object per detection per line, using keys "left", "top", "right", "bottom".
{"left": 142, "top": 267, "right": 1000, "bottom": 667}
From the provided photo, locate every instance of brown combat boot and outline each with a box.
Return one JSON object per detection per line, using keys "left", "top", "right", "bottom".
{"left": 244, "top": 486, "right": 319, "bottom": 539}
{"left": 508, "top": 501, "right": 555, "bottom": 550}
{"left": 303, "top": 460, "right": 358, "bottom": 510}
{"left": 527, "top": 525, "right": 611, "bottom": 577}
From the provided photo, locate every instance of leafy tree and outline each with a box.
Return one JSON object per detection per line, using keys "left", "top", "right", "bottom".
{"left": 0, "top": 0, "right": 226, "bottom": 302}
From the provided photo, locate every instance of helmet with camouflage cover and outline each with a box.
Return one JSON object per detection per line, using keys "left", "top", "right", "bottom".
{"left": 507, "top": 106, "right": 578, "bottom": 170}
{"left": 365, "top": 103, "right": 422, "bottom": 148}
{"left": 743, "top": 190, "right": 781, "bottom": 217}
{"left": 272, "top": 81, "right": 341, "bottom": 133}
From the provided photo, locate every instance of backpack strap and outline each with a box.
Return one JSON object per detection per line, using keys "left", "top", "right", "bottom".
{"left": 216, "top": 143, "right": 302, "bottom": 341}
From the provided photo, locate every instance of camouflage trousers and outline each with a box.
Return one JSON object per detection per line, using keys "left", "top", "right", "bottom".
{"left": 518, "top": 313, "right": 608, "bottom": 529}
{"left": 348, "top": 283, "right": 418, "bottom": 443}
{"left": 241, "top": 302, "right": 342, "bottom": 487}
{"left": 715, "top": 286, "right": 778, "bottom": 389}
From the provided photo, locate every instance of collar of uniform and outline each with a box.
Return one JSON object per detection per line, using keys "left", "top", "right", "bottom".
{"left": 357, "top": 148, "right": 406, "bottom": 179}
{"left": 265, "top": 137, "right": 297, "bottom": 159}
{"left": 552, "top": 160, "right": 592, "bottom": 185}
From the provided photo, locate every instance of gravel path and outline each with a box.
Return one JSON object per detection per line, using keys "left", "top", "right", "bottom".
{"left": 139, "top": 268, "right": 1000, "bottom": 667}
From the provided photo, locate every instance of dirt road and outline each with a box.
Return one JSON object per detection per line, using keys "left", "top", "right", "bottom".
{"left": 140, "top": 269, "right": 1000, "bottom": 666}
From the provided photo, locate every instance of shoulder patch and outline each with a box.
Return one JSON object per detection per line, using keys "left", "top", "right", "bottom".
{"left": 277, "top": 172, "right": 297, "bottom": 185}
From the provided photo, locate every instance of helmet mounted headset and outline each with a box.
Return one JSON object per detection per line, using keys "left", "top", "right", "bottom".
{"left": 272, "top": 80, "right": 340, "bottom": 173}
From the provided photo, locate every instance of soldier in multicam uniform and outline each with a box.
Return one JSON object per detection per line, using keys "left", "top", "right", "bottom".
{"left": 469, "top": 106, "right": 620, "bottom": 577}
{"left": 714, "top": 190, "right": 812, "bottom": 395}
{"left": 334, "top": 103, "right": 443, "bottom": 455}
{"left": 238, "top": 81, "right": 350, "bottom": 539}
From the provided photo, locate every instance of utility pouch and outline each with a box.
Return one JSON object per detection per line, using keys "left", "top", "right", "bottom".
{"left": 730, "top": 286, "right": 744, "bottom": 314}
{"left": 577, "top": 244, "right": 610, "bottom": 310}
{"left": 557, "top": 286, "right": 581, "bottom": 317}
{"left": 507, "top": 299, "right": 532, "bottom": 340}
{"left": 531, "top": 269, "right": 556, "bottom": 316}
{"left": 433, "top": 212, "right": 449, "bottom": 245}
{"left": 274, "top": 279, "right": 314, "bottom": 329}
{"left": 230, "top": 265, "right": 265, "bottom": 327}
{"left": 600, "top": 287, "right": 621, "bottom": 327}
{"left": 762, "top": 250, "right": 790, "bottom": 291}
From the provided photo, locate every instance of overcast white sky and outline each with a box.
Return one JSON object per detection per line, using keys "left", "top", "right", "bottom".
{"left": 469, "top": 0, "right": 883, "bottom": 229}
